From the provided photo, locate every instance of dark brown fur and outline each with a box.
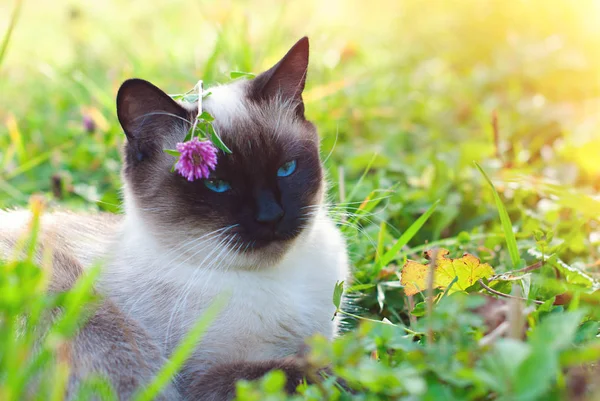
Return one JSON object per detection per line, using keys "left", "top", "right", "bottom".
{"left": 179, "top": 358, "right": 307, "bottom": 401}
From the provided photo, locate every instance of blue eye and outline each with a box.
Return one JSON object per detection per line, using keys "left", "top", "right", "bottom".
{"left": 277, "top": 160, "right": 297, "bottom": 177}
{"left": 204, "top": 179, "right": 231, "bottom": 193}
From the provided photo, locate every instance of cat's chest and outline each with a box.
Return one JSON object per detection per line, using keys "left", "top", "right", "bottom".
{"left": 172, "top": 269, "right": 335, "bottom": 363}
{"left": 114, "top": 265, "right": 337, "bottom": 365}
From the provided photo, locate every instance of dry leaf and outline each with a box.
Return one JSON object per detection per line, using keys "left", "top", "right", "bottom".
{"left": 399, "top": 249, "right": 495, "bottom": 296}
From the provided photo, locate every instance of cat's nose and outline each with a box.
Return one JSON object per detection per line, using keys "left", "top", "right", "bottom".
{"left": 254, "top": 189, "right": 284, "bottom": 225}
{"left": 256, "top": 205, "right": 284, "bottom": 224}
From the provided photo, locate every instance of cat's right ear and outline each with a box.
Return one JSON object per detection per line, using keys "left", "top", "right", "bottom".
{"left": 116, "top": 79, "right": 189, "bottom": 159}
{"left": 250, "top": 37, "right": 310, "bottom": 116}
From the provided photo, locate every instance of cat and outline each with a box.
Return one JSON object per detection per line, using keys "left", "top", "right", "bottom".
{"left": 0, "top": 36, "right": 349, "bottom": 400}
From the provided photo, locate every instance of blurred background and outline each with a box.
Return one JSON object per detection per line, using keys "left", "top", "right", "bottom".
{"left": 1, "top": 0, "right": 600, "bottom": 277}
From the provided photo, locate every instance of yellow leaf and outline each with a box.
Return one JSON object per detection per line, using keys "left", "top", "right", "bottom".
{"left": 399, "top": 249, "right": 495, "bottom": 296}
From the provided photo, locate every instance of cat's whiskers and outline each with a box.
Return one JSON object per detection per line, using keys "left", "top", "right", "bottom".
{"left": 128, "top": 227, "right": 230, "bottom": 289}
{"left": 221, "top": 240, "right": 244, "bottom": 273}
{"left": 163, "top": 233, "right": 233, "bottom": 348}
{"left": 159, "top": 226, "right": 239, "bottom": 294}
{"left": 303, "top": 208, "right": 383, "bottom": 226}
{"left": 169, "top": 243, "right": 243, "bottom": 355}
{"left": 301, "top": 201, "right": 401, "bottom": 237}
{"left": 300, "top": 194, "right": 393, "bottom": 210}
{"left": 299, "top": 203, "right": 391, "bottom": 218}
{"left": 158, "top": 225, "right": 239, "bottom": 269}
{"left": 299, "top": 214, "right": 380, "bottom": 258}
{"left": 208, "top": 238, "right": 238, "bottom": 275}
{"left": 127, "top": 225, "right": 236, "bottom": 315}
{"left": 125, "top": 228, "right": 232, "bottom": 314}
{"left": 163, "top": 233, "right": 242, "bottom": 348}
{"left": 173, "top": 234, "right": 237, "bottom": 321}
{"left": 163, "top": 225, "right": 238, "bottom": 270}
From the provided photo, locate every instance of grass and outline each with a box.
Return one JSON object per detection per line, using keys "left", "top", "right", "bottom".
{"left": 2, "top": 0, "right": 600, "bottom": 400}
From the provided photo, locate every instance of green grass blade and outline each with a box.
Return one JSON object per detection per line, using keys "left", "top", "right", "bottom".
{"left": 475, "top": 162, "right": 521, "bottom": 268}
{"left": 346, "top": 153, "right": 378, "bottom": 203}
{"left": 133, "top": 293, "right": 229, "bottom": 401}
{"left": 346, "top": 189, "right": 389, "bottom": 227}
{"left": 380, "top": 199, "right": 440, "bottom": 266}
{"left": 49, "top": 361, "right": 70, "bottom": 401}
{"left": 4, "top": 140, "right": 74, "bottom": 180}
{"left": 230, "top": 71, "right": 255, "bottom": 79}
{"left": 0, "top": 0, "right": 23, "bottom": 71}
{"left": 376, "top": 221, "right": 386, "bottom": 263}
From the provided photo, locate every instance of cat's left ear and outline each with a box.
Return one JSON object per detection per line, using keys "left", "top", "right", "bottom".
{"left": 250, "top": 37, "right": 309, "bottom": 116}
{"left": 117, "top": 78, "right": 189, "bottom": 140}
{"left": 116, "top": 78, "right": 190, "bottom": 161}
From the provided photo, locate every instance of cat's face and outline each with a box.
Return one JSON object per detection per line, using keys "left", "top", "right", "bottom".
{"left": 116, "top": 37, "right": 324, "bottom": 268}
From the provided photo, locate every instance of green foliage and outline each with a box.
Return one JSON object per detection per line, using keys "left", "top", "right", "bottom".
{"left": 2, "top": 0, "right": 600, "bottom": 400}
{"left": 235, "top": 299, "right": 597, "bottom": 401}
{"left": 0, "top": 0, "right": 23, "bottom": 70}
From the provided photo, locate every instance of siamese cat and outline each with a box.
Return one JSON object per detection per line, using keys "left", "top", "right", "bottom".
{"left": 0, "top": 37, "right": 348, "bottom": 400}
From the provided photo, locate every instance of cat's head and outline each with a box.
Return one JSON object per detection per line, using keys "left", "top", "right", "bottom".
{"left": 116, "top": 37, "right": 324, "bottom": 269}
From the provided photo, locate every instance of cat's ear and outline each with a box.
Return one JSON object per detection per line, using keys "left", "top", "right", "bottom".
{"left": 250, "top": 37, "right": 309, "bottom": 115}
{"left": 116, "top": 78, "right": 189, "bottom": 141}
